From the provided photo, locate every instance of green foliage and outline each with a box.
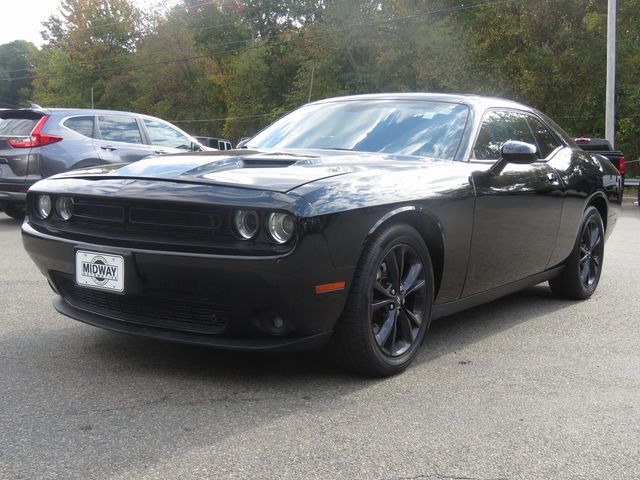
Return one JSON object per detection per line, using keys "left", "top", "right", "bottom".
{"left": 0, "top": 41, "right": 37, "bottom": 108}
{"left": 33, "top": 0, "right": 143, "bottom": 108}
{"left": 0, "top": 0, "right": 638, "bottom": 163}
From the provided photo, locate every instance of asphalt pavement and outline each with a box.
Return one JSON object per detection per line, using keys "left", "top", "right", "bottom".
{"left": 1, "top": 205, "right": 639, "bottom": 480}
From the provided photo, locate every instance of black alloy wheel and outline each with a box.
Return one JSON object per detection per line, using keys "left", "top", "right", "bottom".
{"left": 332, "top": 223, "right": 434, "bottom": 377}
{"left": 549, "top": 206, "right": 605, "bottom": 300}
{"left": 578, "top": 216, "right": 603, "bottom": 289}
{"left": 371, "top": 244, "right": 428, "bottom": 358}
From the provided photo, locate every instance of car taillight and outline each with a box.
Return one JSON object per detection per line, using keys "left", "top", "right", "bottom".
{"left": 7, "top": 115, "right": 62, "bottom": 149}
{"left": 618, "top": 156, "right": 625, "bottom": 175}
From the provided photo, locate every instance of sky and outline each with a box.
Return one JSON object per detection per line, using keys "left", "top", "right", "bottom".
{"left": 0, "top": 0, "right": 179, "bottom": 47}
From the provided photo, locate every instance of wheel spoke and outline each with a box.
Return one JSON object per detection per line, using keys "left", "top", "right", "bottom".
{"left": 384, "top": 251, "right": 401, "bottom": 289}
{"left": 403, "top": 307, "right": 423, "bottom": 328}
{"left": 590, "top": 258, "right": 598, "bottom": 282}
{"left": 402, "top": 262, "right": 422, "bottom": 293}
{"left": 373, "top": 282, "right": 393, "bottom": 299}
{"left": 590, "top": 225, "right": 601, "bottom": 250}
{"left": 397, "top": 310, "right": 415, "bottom": 343}
{"left": 405, "top": 279, "right": 426, "bottom": 298}
{"left": 376, "top": 312, "right": 396, "bottom": 348}
{"left": 371, "top": 299, "right": 393, "bottom": 312}
{"left": 388, "top": 312, "right": 398, "bottom": 351}
{"left": 580, "top": 260, "right": 590, "bottom": 284}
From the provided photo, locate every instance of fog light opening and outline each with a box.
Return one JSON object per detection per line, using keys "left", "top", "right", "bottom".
{"left": 256, "top": 310, "right": 289, "bottom": 336}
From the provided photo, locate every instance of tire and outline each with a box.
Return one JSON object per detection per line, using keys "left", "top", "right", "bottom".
{"left": 0, "top": 203, "right": 25, "bottom": 221}
{"left": 549, "top": 206, "right": 605, "bottom": 300}
{"left": 331, "top": 223, "right": 434, "bottom": 377}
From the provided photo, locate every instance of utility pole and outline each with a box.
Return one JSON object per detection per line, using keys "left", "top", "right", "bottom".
{"left": 308, "top": 66, "right": 315, "bottom": 103}
{"left": 605, "top": 0, "right": 616, "bottom": 147}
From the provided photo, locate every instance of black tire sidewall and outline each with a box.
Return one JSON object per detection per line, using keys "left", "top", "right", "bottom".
{"left": 352, "top": 224, "right": 434, "bottom": 374}
{"left": 558, "top": 206, "right": 605, "bottom": 299}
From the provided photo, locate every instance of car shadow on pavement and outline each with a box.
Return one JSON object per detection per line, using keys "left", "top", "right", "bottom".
{"left": 75, "top": 282, "right": 575, "bottom": 382}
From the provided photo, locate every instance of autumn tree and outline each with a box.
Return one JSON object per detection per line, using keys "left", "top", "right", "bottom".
{"left": 32, "top": 0, "right": 143, "bottom": 108}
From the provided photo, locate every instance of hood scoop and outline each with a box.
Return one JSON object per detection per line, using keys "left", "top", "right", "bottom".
{"left": 182, "top": 156, "right": 301, "bottom": 177}
{"left": 241, "top": 158, "right": 299, "bottom": 168}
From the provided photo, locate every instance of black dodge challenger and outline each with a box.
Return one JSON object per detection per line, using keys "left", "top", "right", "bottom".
{"left": 22, "top": 94, "right": 622, "bottom": 376}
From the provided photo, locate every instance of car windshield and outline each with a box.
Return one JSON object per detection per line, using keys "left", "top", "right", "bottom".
{"left": 247, "top": 99, "right": 470, "bottom": 160}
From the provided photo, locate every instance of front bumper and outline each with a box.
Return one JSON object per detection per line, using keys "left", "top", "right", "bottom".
{"left": 23, "top": 222, "right": 354, "bottom": 351}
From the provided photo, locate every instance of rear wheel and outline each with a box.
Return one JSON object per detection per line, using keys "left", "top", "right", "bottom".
{"left": 332, "top": 224, "right": 434, "bottom": 377}
{"left": 0, "top": 203, "right": 25, "bottom": 221}
{"left": 549, "top": 206, "right": 604, "bottom": 300}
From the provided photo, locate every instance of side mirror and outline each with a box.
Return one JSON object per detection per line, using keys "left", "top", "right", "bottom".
{"left": 472, "top": 140, "right": 539, "bottom": 185}
{"left": 501, "top": 140, "right": 538, "bottom": 164}
{"left": 486, "top": 140, "right": 538, "bottom": 176}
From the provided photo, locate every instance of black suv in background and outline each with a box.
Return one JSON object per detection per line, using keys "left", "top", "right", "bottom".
{"left": 0, "top": 108, "right": 206, "bottom": 219}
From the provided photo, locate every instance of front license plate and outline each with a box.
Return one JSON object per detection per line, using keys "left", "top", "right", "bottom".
{"left": 75, "top": 250, "right": 125, "bottom": 293}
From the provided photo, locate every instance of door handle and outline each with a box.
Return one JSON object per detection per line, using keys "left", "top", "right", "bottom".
{"left": 100, "top": 146, "right": 117, "bottom": 151}
{"left": 154, "top": 150, "right": 168, "bottom": 155}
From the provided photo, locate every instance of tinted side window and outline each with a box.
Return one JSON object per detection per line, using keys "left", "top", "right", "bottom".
{"left": 143, "top": 119, "right": 191, "bottom": 149}
{"left": 527, "top": 117, "right": 561, "bottom": 158}
{"left": 64, "top": 116, "right": 94, "bottom": 138}
{"left": 98, "top": 116, "right": 143, "bottom": 144}
{"left": 473, "top": 110, "right": 537, "bottom": 160}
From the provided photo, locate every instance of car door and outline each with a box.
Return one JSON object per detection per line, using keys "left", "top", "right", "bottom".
{"left": 140, "top": 119, "right": 196, "bottom": 154}
{"left": 462, "top": 109, "right": 565, "bottom": 296}
{"left": 94, "top": 115, "right": 155, "bottom": 164}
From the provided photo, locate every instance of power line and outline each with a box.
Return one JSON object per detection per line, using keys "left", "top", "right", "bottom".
{"left": 0, "top": 0, "right": 515, "bottom": 83}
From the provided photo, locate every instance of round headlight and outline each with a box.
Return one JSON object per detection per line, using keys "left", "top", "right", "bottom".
{"left": 267, "top": 212, "right": 295, "bottom": 244}
{"left": 36, "top": 195, "right": 52, "bottom": 219}
{"left": 55, "top": 196, "right": 74, "bottom": 221}
{"left": 234, "top": 210, "right": 259, "bottom": 240}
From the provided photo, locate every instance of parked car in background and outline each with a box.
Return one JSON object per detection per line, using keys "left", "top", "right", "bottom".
{"left": 575, "top": 138, "right": 625, "bottom": 181}
{"left": 195, "top": 136, "right": 233, "bottom": 151}
{"left": 22, "top": 93, "right": 621, "bottom": 376}
{"left": 0, "top": 108, "right": 206, "bottom": 219}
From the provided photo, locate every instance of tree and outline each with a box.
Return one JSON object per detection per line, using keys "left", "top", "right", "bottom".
{"left": 0, "top": 40, "right": 37, "bottom": 108}
{"left": 32, "top": 0, "right": 143, "bottom": 108}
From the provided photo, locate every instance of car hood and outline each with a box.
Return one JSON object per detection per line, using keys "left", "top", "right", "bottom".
{"left": 53, "top": 149, "right": 443, "bottom": 193}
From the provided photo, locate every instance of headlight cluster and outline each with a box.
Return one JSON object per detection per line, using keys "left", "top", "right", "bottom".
{"left": 233, "top": 210, "right": 296, "bottom": 244}
{"left": 34, "top": 194, "right": 74, "bottom": 221}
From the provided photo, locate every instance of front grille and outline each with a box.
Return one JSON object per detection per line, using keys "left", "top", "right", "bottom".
{"left": 30, "top": 196, "right": 294, "bottom": 256}
{"left": 54, "top": 274, "right": 229, "bottom": 335}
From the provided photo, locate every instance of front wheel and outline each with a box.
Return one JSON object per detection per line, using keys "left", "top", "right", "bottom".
{"left": 332, "top": 224, "right": 434, "bottom": 377}
{"left": 549, "top": 206, "right": 605, "bottom": 300}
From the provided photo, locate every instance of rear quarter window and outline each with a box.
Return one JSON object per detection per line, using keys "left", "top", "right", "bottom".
{"left": 63, "top": 116, "right": 95, "bottom": 138}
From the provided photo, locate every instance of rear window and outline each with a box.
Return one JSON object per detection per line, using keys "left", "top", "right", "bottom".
{"left": 64, "top": 116, "right": 94, "bottom": 138}
{"left": 0, "top": 118, "right": 40, "bottom": 136}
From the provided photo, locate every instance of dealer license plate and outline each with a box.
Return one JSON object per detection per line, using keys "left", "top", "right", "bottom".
{"left": 75, "top": 250, "right": 125, "bottom": 293}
